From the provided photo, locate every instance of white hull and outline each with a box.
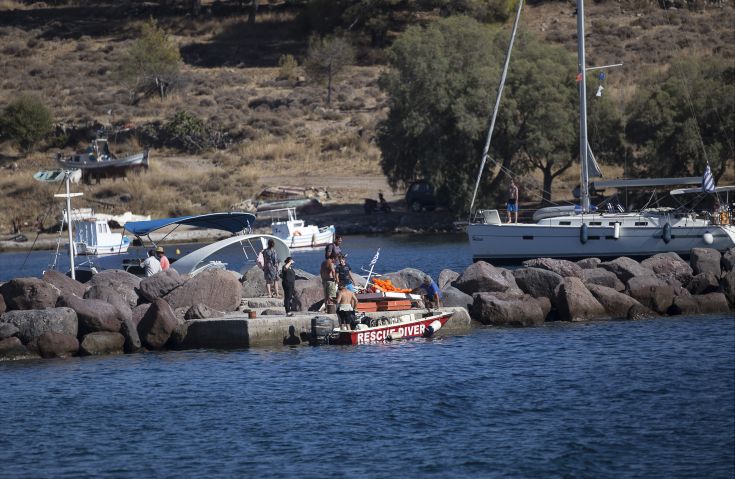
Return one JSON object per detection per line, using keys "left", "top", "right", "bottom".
{"left": 57, "top": 151, "right": 148, "bottom": 170}
{"left": 468, "top": 211, "right": 735, "bottom": 262}
{"left": 281, "top": 227, "right": 335, "bottom": 249}
{"left": 269, "top": 207, "right": 335, "bottom": 249}
{"left": 75, "top": 241, "right": 130, "bottom": 256}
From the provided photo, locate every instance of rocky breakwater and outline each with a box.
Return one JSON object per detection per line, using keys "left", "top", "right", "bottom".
{"left": 437, "top": 247, "right": 734, "bottom": 327}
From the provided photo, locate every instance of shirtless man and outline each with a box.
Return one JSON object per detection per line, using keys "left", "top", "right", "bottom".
{"left": 335, "top": 283, "right": 358, "bottom": 330}
{"left": 320, "top": 252, "right": 338, "bottom": 306}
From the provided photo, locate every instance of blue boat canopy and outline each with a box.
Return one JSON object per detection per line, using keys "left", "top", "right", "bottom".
{"left": 123, "top": 212, "right": 256, "bottom": 236}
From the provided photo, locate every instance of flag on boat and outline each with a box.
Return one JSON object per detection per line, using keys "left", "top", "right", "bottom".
{"left": 702, "top": 163, "right": 716, "bottom": 193}
{"left": 369, "top": 248, "right": 380, "bottom": 266}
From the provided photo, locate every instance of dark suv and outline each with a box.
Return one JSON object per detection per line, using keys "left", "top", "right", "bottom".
{"left": 405, "top": 180, "right": 436, "bottom": 212}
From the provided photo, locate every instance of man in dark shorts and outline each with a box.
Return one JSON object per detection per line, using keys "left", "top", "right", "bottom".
{"left": 335, "top": 283, "right": 358, "bottom": 330}
{"left": 417, "top": 276, "right": 442, "bottom": 310}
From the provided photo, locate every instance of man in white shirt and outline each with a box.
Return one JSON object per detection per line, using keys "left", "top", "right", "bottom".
{"left": 142, "top": 249, "right": 162, "bottom": 277}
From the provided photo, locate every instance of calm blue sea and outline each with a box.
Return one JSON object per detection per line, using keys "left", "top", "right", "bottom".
{"left": 0, "top": 235, "right": 733, "bottom": 478}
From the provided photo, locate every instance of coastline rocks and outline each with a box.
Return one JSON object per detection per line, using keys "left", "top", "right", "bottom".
{"left": 184, "top": 303, "right": 225, "bottom": 320}
{"left": 554, "top": 277, "right": 606, "bottom": 321}
{"left": 721, "top": 271, "right": 735, "bottom": 307}
{"left": 523, "top": 258, "right": 583, "bottom": 279}
{"left": 440, "top": 286, "right": 473, "bottom": 310}
{"left": 164, "top": 270, "right": 241, "bottom": 312}
{"left": 37, "top": 332, "right": 79, "bottom": 358}
{"left": 0, "top": 307, "right": 78, "bottom": 345}
{"left": 0, "top": 295, "right": 5, "bottom": 315}
{"left": 294, "top": 276, "right": 323, "bottom": 312}
{"left": 132, "top": 303, "right": 151, "bottom": 327}
{"left": 383, "top": 268, "right": 428, "bottom": 290}
{"left": 79, "top": 332, "right": 125, "bottom": 356}
{"left": 240, "top": 266, "right": 267, "bottom": 298}
{"left": 42, "top": 270, "right": 86, "bottom": 298}
{"left": 470, "top": 292, "right": 545, "bottom": 327}
{"left": 690, "top": 248, "right": 721, "bottom": 278}
{"left": 0, "top": 278, "right": 60, "bottom": 311}
{"left": 58, "top": 295, "right": 122, "bottom": 336}
{"left": 0, "top": 337, "right": 33, "bottom": 360}
{"left": 687, "top": 272, "right": 720, "bottom": 295}
{"left": 137, "top": 299, "right": 177, "bottom": 350}
{"left": 512, "top": 267, "right": 563, "bottom": 301}
{"left": 641, "top": 252, "right": 693, "bottom": 286}
{"left": 669, "top": 293, "right": 730, "bottom": 316}
{"left": 137, "top": 269, "right": 185, "bottom": 302}
{"left": 84, "top": 285, "right": 133, "bottom": 322}
{"left": 438, "top": 269, "right": 459, "bottom": 290}
{"left": 577, "top": 258, "right": 601, "bottom": 270}
{"left": 120, "top": 316, "right": 142, "bottom": 353}
{"left": 454, "top": 262, "right": 515, "bottom": 294}
{"left": 626, "top": 276, "right": 675, "bottom": 314}
{"left": 721, "top": 247, "right": 735, "bottom": 272}
{"left": 587, "top": 284, "right": 653, "bottom": 319}
{"left": 581, "top": 268, "right": 625, "bottom": 291}
{"left": 599, "top": 257, "right": 654, "bottom": 283}
{"left": 0, "top": 322, "right": 20, "bottom": 340}
{"left": 627, "top": 303, "right": 658, "bottom": 320}
{"left": 86, "top": 270, "right": 141, "bottom": 309}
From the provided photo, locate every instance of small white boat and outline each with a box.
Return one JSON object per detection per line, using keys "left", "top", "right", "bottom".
{"left": 73, "top": 218, "right": 130, "bottom": 255}
{"left": 269, "top": 208, "right": 335, "bottom": 249}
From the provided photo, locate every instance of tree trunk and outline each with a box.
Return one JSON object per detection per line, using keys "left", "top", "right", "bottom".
{"left": 191, "top": 0, "right": 201, "bottom": 16}
{"left": 542, "top": 164, "right": 553, "bottom": 205}
{"left": 248, "top": 0, "right": 258, "bottom": 24}
{"left": 326, "top": 63, "right": 333, "bottom": 106}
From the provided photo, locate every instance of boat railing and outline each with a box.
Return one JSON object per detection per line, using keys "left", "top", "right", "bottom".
{"left": 267, "top": 207, "right": 298, "bottom": 223}
{"left": 473, "top": 209, "right": 502, "bottom": 225}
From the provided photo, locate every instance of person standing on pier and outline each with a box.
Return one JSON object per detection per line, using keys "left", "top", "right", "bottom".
{"left": 335, "top": 283, "right": 358, "bottom": 330}
{"left": 320, "top": 252, "right": 338, "bottom": 306}
{"left": 263, "top": 239, "right": 280, "bottom": 298}
{"left": 281, "top": 256, "right": 296, "bottom": 316}
{"left": 507, "top": 178, "right": 519, "bottom": 223}
{"left": 325, "top": 235, "right": 343, "bottom": 259}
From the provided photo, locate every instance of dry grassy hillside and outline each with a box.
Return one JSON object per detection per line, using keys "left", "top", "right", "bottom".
{"left": 0, "top": 0, "right": 732, "bottom": 234}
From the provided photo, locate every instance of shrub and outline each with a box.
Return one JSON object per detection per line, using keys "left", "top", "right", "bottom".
{"left": 277, "top": 54, "right": 299, "bottom": 82}
{"left": 0, "top": 95, "right": 53, "bottom": 152}
{"left": 162, "top": 111, "right": 228, "bottom": 153}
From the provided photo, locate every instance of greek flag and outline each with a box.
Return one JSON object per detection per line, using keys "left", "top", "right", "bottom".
{"left": 369, "top": 248, "right": 380, "bottom": 266}
{"left": 702, "top": 163, "right": 716, "bottom": 193}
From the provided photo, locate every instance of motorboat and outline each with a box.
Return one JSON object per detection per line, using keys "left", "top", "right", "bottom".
{"left": 55, "top": 138, "right": 149, "bottom": 181}
{"left": 73, "top": 218, "right": 130, "bottom": 255}
{"left": 312, "top": 311, "right": 453, "bottom": 346}
{"left": 268, "top": 207, "right": 335, "bottom": 249}
{"left": 466, "top": 0, "right": 735, "bottom": 263}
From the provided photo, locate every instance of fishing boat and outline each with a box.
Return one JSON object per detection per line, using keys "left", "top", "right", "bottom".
{"left": 466, "top": 0, "right": 735, "bottom": 263}
{"left": 314, "top": 311, "right": 453, "bottom": 346}
{"left": 268, "top": 207, "right": 335, "bottom": 249}
{"left": 72, "top": 218, "right": 130, "bottom": 255}
{"left": 55, "top": 138, "right": 149, "bottom": 181}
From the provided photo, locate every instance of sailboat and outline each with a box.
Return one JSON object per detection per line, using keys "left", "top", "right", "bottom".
{"left": 467, "top": 0, "right": 735, "bottom": 263}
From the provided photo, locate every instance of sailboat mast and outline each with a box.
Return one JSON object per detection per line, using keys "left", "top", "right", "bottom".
{"left": 576, "top": 0, "right": 591, "bottom": 212}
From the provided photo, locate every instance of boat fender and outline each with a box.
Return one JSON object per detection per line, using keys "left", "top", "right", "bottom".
{"left": 580, "top": 223, "right": 588, "bottom": 244}
{"left": 422, "top": 319, "right": 443, "bottom": 338}
{"left": 662, "top": 223, "right": 672, "bottom": 243}
{"left": 613, "top": 222, "right": 621, "bottom": 239}
{"left": 703, "top": 232, "right": 714, "bottom": 245}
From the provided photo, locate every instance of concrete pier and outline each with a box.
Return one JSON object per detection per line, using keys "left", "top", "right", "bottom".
{"left": 177, "top": 306, "right": 472, "bottom": 349}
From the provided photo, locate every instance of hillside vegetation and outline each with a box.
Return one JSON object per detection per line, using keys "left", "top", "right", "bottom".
{"left": 0, "top": 0, "right": 733, "bottom": 234}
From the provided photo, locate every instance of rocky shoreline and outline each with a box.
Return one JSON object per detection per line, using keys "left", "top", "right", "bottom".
{"left": 1, "top": 247, "right": 733, "bottom": 361}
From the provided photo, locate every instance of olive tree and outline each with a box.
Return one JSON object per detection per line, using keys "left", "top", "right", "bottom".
{"left": 117, "top": 18, "right": 183, "bottom": 103}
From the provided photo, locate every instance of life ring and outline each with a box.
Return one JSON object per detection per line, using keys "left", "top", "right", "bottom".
{"left": 293, "top": 231, "right": 302, "bottom": 236}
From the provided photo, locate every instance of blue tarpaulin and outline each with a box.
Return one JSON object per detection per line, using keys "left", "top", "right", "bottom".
{"left": 123, "top": 212, "right": 256, "bottom": 236}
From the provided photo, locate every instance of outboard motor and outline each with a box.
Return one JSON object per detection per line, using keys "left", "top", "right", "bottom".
{"left": 310, "top": 316, "right": 338, "bottom": 345}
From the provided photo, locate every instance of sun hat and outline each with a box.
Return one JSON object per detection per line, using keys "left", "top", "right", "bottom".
{"left": 156, "top": 246, "right": 164, "bottom": 253}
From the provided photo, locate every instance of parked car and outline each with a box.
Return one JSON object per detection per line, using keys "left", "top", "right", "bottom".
{"left": 405, "top": 180, "right": 436, "bottom": 212}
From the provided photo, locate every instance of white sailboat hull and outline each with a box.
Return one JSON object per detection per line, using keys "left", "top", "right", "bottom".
{"left": 468, "top": 212, "right": 735, "bottom": 263}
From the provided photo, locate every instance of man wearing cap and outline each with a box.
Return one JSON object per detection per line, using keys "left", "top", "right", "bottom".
{"left": 156, "top": 246, "right": 170, "bottom": 271}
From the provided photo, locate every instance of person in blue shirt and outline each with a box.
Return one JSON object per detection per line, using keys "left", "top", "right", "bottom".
{"left": 336, "top": 254, "right": 356, "bottom": 292}
{"left": 417, "top": 276, "right": 442, "bottom": 309}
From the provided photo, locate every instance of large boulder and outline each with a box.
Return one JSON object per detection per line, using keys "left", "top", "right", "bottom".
{"left": 641, "top": 252, "right": 693, "bottom": 286}
{"left": 84, "top": 285, "right": 133, "bottom": 322}
{"left": 42, "top": 270, "right": 86, "bottom": 298}
{"left": 0, "top": 322, "right": 19, "bottom": 340}
{"left": 0, "top": 294, "right": 5, "bottom": 315}
{"left": 470, "top": 292, "right": 545, "bottom": 327}
{"left": 721, "top": 247, "right": 735, "bottom": 273}
{"left": 687, "top": 272, "right": 721, "bottom": 295}
{"left": 37, "top": 332, "right": 79, "bottom": 359}
{"left": 131, "top": 303, "right": 151, "bottom": 327}
{"left": 577, "top": 258, "right": 601, "bottom": 270}
{"left": 690, "top": 248, "right": 722, "bottom": 278}
{"left": 240, "top": 266, "right": 267, "bottom": 298}
{"left": 454, "top": 262, "right": 515, "bottom": 295}
{"left": 137, "top": 268, "right": 186, "bottom": 302}
{"left": 79, "top": 332, "right": 125, "bottom": 356}
{"left": 163, "top": 270, "right": 241, "bottom": 312}
{"left": 120, "top": 317, "right": 142, "bottom": 353}
{"left": 440, "top": 286, "right": 473, "bottom": 310}
{"left": 599, "top": 257, "right": 654, "bottom": 283}
{"left": 86, "top": 269, "right": 141, "bottom": 309}
{"left": 513, "top": 267, "right": 563, "bottom": 301}
{"left": 184, "top": 303, "right": 225, "bottom": 320}
{"left": 626, "top": 276, "right": 675, "bottom": 314}
{"left": 587, "top": 284, "right": 654, "bottom": 319}
{"left": 669, "top": 293, "right": 731, "bottom": 316}
{"left": 57, "top": 295, "right": 122, "bottom": 337}
{"left": 0, "top": 337, "right": 32, "bottom": 360}
{"left": 294, "top": 276, "right": 324, "bottom": 312}
{"left": 0, "top": 278, "right": 60, "bottom": 311}
{"left": 137, "top": 299, "right": 177, "bottom": 350}
{"left": 721, "top": 271, "right": 735, "bottom": 307}
{"left": 523, "top": 258, "right": 583, "bottom": 279}
{"left": 0, "top": 307, "right": 78, "bottom": 346}
{"left": 438, "top": 269, "right": 460, "bottom": 290}
{"left": 382, "top": 268, "right": 428, "bottom": 290}
{"left": 581, "top": 268, "right": 625, "bottom": 292}
{"left": 554, "top": 277, "right": 606, "bottom": 321}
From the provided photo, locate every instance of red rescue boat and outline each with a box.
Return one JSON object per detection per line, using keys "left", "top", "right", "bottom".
{"left": 330, "top": 311, "right": 453, "bottom": 346}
